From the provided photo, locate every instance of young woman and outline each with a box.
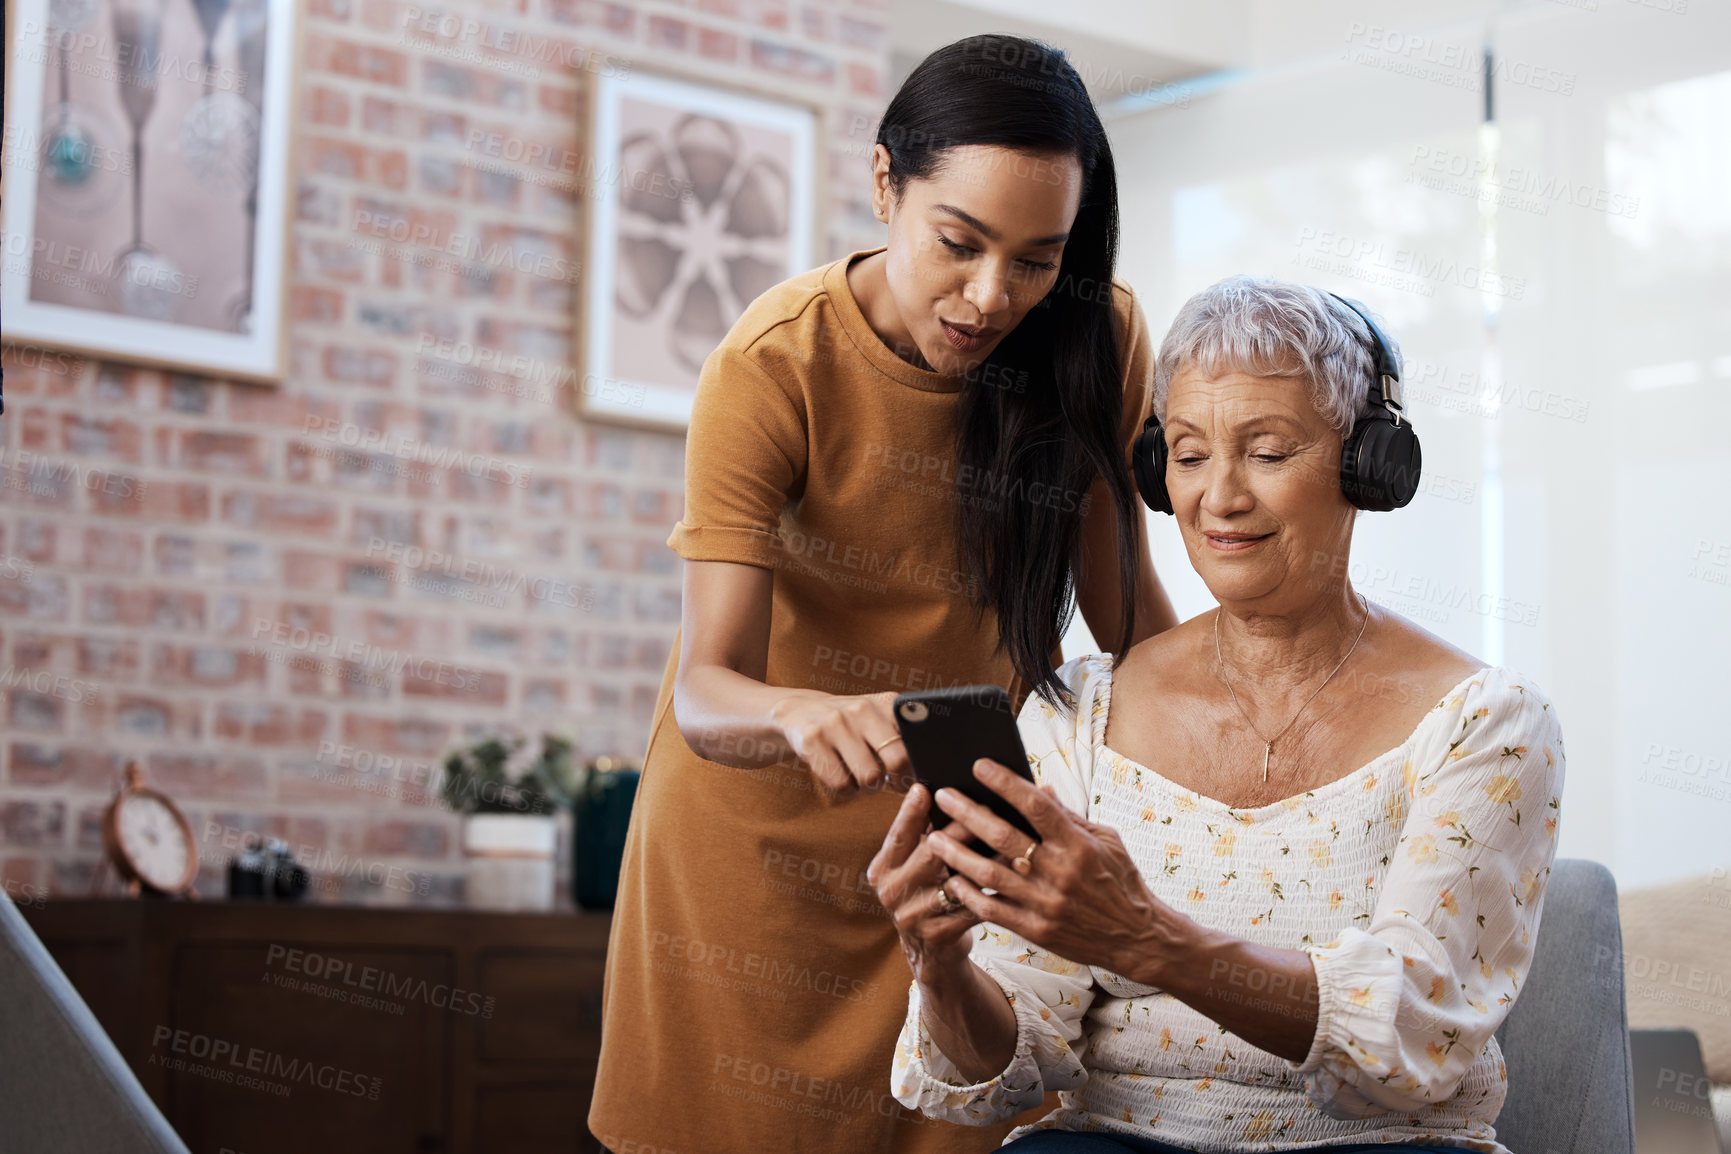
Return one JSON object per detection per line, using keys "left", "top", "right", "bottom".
{"left": 588, "top": 35, "right": 1177, "bottom": 1154}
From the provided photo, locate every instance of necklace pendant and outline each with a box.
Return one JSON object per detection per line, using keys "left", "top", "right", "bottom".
{"left": 1262, "top": 742, "right": 1272, "bottom": 783}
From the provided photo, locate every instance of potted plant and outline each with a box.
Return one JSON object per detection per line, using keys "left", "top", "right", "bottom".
{"left": 440, "top": 733, "right": 577, "bottom": 911}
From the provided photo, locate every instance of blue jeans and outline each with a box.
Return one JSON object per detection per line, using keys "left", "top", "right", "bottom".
{"left": 999, "top": 1133, "right": 1460, "bottom": 1153}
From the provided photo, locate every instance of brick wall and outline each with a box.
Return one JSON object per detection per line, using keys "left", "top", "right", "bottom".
{"left": 0, "top": 0, "right": 892, "bottom": 906}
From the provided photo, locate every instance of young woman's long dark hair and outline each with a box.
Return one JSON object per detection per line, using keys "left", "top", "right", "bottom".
{"left": 876, "top": 35, "right": 1138, "bottom": 707}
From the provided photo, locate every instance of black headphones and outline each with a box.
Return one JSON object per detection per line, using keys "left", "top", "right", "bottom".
{"left": 1131, "top": 291, "right": 1422, "bottom": 514}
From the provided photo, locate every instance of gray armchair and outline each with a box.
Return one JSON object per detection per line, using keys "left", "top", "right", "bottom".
{"left": 0, "top": 890, "right": 189, "bottom": 1154}
{"left": 1495, "top": 858, "right": 1638, "bottom": 1154}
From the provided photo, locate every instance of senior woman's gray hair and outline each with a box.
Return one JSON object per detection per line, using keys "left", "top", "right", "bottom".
{"left": 1151, "top": 276, "right": 1399, "bottom": 435}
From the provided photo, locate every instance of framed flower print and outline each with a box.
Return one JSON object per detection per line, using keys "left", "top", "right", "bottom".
{"left": 579, "top": 69, "right": 818, "bottom": 430}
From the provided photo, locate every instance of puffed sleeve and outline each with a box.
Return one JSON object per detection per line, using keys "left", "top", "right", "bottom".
{"left": 891, "top": 658, "right": 1105, "bottom": 1124}
{"left": 666, "top": 344, "right": 808, "bottom": 569}
{"left": 1291, "top": 671, "right": 1566, "bottom": 1118}
{"left": 891, "top": 942, "right": 1097, "bottom": 1124}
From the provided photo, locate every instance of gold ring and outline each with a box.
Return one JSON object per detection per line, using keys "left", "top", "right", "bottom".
{"left": 873, "top": 735, "right": 903, "bottom": 755}
{"left": 934, "top": 885, "right": 962, "bottom": 915}
{"left": 1011, "top": 841, "right": 1039, "bottom": 875}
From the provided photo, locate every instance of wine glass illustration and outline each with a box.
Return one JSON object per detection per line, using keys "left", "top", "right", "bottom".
{"left": 180, "top": 0, "right": 259, "bottom": 326}
{"left": 180, "top": 0, "right": 255, "bottom": 202}
{"left": 39, "top": 0, "right": 125, "bottom": 218}
{"left": 189, "top": 0, "right": 233, "bottom": 94}
{"left": 111, "top": 0, "right": 183, "bottom": 320}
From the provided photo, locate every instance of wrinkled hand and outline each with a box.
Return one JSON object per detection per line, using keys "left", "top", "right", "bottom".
{"left": 868, "top": 784, "right": 980, "bottom": 985}
{"left": 925, "top": 759, "right": 1185, "bottom": 986}
{"left": 775, "top": 691, "right": 913, "bottom": 800}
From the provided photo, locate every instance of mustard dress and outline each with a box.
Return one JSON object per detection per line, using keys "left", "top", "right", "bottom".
{"left": 589, "top": 247, "right": 1155, "bottom": 1154}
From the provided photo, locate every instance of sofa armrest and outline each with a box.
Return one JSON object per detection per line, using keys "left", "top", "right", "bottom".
{"left": 0, "top": 892, "right": 190, "bottom": 1154}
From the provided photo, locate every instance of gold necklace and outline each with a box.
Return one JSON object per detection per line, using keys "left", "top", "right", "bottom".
{"left": 1214, "top": 593, "right": 1371, "bottom": 783}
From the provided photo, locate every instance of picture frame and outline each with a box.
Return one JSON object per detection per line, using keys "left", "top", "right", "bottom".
{"left": 1, "top": 0, "right": 297, "bottom": 382}
{"left": 578, "top": 68, "right": 819, "bottom": 431}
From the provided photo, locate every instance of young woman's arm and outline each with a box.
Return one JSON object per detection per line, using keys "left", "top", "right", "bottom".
{"left": 672, "top": 558, "right": 911, "bottom": 798}
{"left": 1075, "top": 285, "right": 1177, "bottom": 652}
{"left": 1074, "top": 487, "right": 1176, "bottom": 651}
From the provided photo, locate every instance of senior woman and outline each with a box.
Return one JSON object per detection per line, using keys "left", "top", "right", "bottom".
{"left": 869, "top": 276, "right": 1565, "bottom": 1153}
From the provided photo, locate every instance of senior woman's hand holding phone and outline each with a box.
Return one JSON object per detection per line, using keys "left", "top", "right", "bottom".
{"left": 924, "top": 760, "right": 1190, "bottom": 987}
{"left": 868, "top": 779, "right": 1022, "bottom": 1083}
{"left": 872, "top": 757, "right": 1328, "bottom": 1082}
{"left": 869, "top": 761, "right": 1193, "bottom": 1085}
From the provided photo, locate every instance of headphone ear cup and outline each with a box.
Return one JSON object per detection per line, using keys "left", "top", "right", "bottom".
{"left": 1340, "top": 414, "right": 1422, "bottom": 511}
{"left": 1131, "top": 419, "right": 1174, "bottom": 515}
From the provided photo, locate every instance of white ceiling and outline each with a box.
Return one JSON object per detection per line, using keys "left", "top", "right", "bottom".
{"left": 889, "top": 0, "right": 1512, "bottom": 107}
{"left": 886, "top": 0, "right": 1242, "bottom": 104}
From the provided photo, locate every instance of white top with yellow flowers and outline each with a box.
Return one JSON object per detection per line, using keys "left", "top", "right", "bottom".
{"left": 892, "top": 654, "right": 1565, "bottom": 1154}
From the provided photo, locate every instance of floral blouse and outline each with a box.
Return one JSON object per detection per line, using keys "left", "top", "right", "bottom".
{"left": 892, "top": 654, "right": 1565, "bottom": 1153}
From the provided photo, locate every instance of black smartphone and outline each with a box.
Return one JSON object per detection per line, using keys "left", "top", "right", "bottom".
{"left": 893, "top": 685, "right": 1039, "bottom": 842}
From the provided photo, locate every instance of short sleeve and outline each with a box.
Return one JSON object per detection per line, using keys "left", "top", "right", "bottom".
{"left": 666, "top": 344, "right": 808, "bottom": 568}
{"left": 1291, "top": 671, "right": 1566, "bottom": 1118}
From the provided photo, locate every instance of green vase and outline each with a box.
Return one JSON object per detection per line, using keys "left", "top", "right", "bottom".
{"left": 573, "top": 764, "right": 640, "bottom": 911}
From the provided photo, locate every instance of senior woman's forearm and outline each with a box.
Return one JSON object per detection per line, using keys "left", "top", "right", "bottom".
{"left": 1145, "top": 919, "right": 1320, "bottom": 1064}
{"left": 917, "top": 961, "right": 1020, "bottom": 1085}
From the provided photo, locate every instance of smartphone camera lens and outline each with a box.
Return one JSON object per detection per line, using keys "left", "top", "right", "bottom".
{"left": 898, "top": 700, "right": 928, "bottom": 723}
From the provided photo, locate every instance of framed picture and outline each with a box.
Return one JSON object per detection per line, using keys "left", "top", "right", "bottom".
{"left": 580, "top": 69, "right": 818, "bottom": 430}
{"left": 1, "top": 0, "right": 296, "bottom": 381}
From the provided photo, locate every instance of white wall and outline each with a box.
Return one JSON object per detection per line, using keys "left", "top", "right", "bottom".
{"left": 1494, "top": 2, "right": 1731, "bottom": 889}
{"left": 1073, "top": 0, "right": 1731, "bottom": 890}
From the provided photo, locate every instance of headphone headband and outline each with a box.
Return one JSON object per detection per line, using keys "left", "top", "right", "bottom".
{"left": 1326, "top": 292, "right": 1404, "bottom": 421}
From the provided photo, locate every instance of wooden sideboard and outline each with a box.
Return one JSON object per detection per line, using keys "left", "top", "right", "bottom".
{"left": 21, "top": 899, "right": 612, "bottom": 1154}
